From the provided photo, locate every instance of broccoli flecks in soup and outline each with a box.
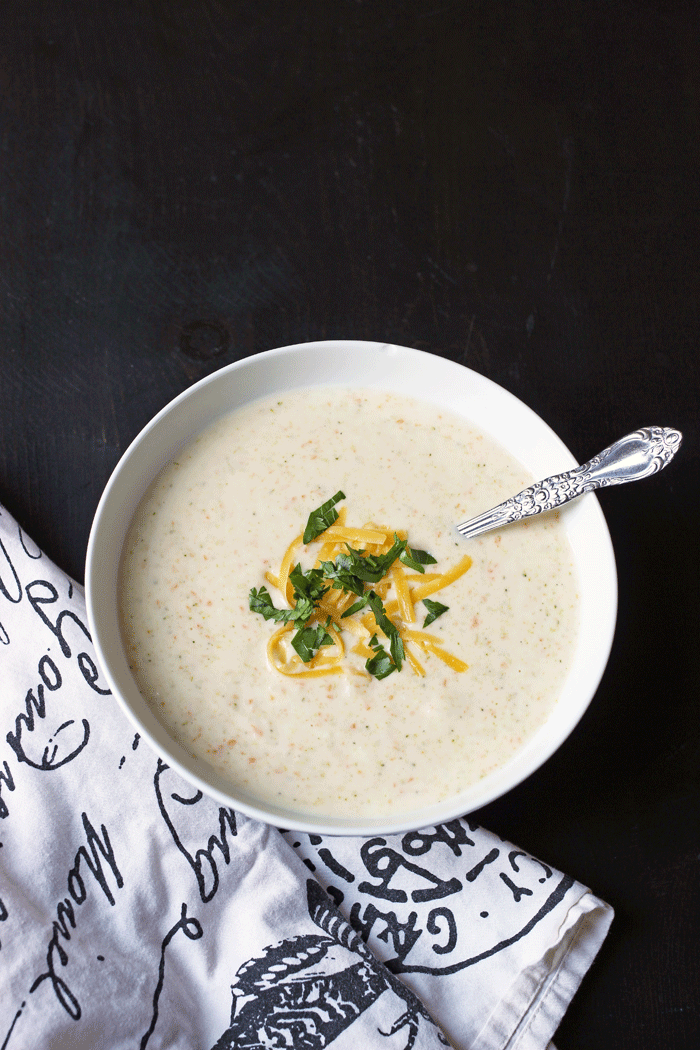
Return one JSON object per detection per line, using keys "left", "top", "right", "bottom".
{"left": 119, "top": 388, "right": 579, "bottom": 818}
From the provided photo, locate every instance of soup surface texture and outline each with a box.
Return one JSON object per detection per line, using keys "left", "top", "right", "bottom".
{"left": 119, "top": 387, "right": 579, "bottom": 817}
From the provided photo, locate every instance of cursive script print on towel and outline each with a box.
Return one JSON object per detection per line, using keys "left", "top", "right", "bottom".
{"left": 154, "top": 759, "right": 238, "bottom": 904}
{"left": 135, "top": 760, "right": 241, "bottom": 1049}
{"left": 0, "top": 524, "right": 112, "bottom": 823}
{"left": 27, "top": 814, "right": 125, "bottom": 1020}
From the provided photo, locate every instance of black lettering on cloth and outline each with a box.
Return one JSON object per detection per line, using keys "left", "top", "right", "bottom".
{"left": 1, "top": 999, "right": 27, "bottom": 1050}
{"left": 317, "top": 847, "right": 355, "bottom": 883}
{"left": 499, "top": 873, "right": 534, "bottom": 903}
{"left": 6, "top": 693, "right": 90, "bottom": 771}
{"left": 390, "top": 874, "right": 575, "bottom": 976}
{"left": 465, "top": 847, "right": 500, "bottom": 882}
{"left": 5, "top": 654, "right": 89, "bottom": 775}
{"left": 155, "top": 760, "right": 237, "bottom": 903}
{"left": 69, "top": 814, "right": 124, "bottom": 906}
{"left": 18, "top": 525, "right": 42, "bottom": 559}
{"left": 38, "top": 655, "right": 62, "bottom": 691}
{"left": 401, "top": 820, "right": 476, "bottom": 858}
{"left": 139, "top": 904, "right": 203, "bottom": 1050}
{"left": 358, "top": 838, "right": 462, "bottom": 904}
{"left": 29, "top": 905, "right": 81, "bottom": 1020}
{"left": 307, "top": 842, "right": 357, "bottom": 904}
{"left": 76, "top": 652, "right": 111, "bottom": 695}
{"left": 0, "top": 761, "right": 16, "bottom": 819}
{"left": 0, "top": 896, "right": 8, "bottom": 949}
{"left": 0, "top": 539, "right": 22, "bottom": 604}
{"left": 25, "top": 580, "right": 91, "bottom": 658}
{"left": 509, "top": 850, "right": 552, "bottom": 883}
{"left": 118, "top": 736, "right": 140, "bottom": 768}
{"left": 29, "top": 814, "right": 124, "bottom": 1020}
{"left": 349, "top": 900, "right": 423, "bottom": 966}
{"left": 426, "top": 907, "right": 457, "bottom": 955}
{"left": 6, "top": 687, "right": 46, "bottom": 753}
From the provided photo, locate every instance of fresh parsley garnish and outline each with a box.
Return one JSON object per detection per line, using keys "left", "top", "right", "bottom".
{"left": 248, "top": 585, "right": 282, "bottom": 620}
{"left": 319, "top": 553, "right": 365, "bottom": 596}
{"left": 291, "top": 621, "right": 334, "bottom": 662}
{"left": 249, "top": 577, "right": 331, "bottom": 662}
{"left": 250, "top": 493, "right": 458, "bottom": 679}
{"left": 322, "top": 535, "right": 406, "bottom": 590}
{"left": 400, "top": 546, "right": 438, "bottom": 573}
{"left": 365, "top": 635, "right": 397, "bottom": 680}
{"left": 288, "top": 563, "right": 329, "bottom": 604}
{"left": 303, "top": 490, "right": 346, "bottom": 544}
{"left": 423, "top": 599, "right": 449, "bottom": 627}
{"left": 341, "top": 593, "right": 371, "bottom": 617}
{"left": 249, "top": 586, "right": 312, "bottom": 624}
{"left": 355, "top": 535, "right": 405, "bottom": 581}
{"left": 248, "top": 583, "right": 314, "bottom": 621}
{"left": 367, "top": 591, "right": 404, "bottom": 671}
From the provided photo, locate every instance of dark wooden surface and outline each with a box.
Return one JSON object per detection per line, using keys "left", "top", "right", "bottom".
{"left": 2, "top": 2, "right": 698, "bottom": 1046}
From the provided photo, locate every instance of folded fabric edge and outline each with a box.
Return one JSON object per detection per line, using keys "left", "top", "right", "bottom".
{"left": 470, "top": 891, "right": 613, "bottom": 1050}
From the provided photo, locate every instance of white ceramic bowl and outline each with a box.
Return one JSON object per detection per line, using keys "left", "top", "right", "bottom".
{"left": 86, "top": 341, "right": 617, "bottom": 835}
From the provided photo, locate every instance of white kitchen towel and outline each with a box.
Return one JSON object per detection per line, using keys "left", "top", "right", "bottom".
{"left": 0, "top": 501, "right": 612, "bottom": 1049}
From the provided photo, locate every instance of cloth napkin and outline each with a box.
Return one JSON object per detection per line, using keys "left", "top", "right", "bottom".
{"left": 0, "top": 501, "right": 612, "bottom": 1050}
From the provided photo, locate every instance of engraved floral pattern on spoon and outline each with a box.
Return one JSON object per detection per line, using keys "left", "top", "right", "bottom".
{"left": 456, "top": 427, "right": 682, "bottom": 539}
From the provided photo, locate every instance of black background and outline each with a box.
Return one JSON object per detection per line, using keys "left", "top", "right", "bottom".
{"left": 1, "top": 2, "right": 698, "bottom": 1047}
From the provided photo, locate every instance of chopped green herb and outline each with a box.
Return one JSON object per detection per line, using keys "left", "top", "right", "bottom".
{"left": 423, "top": 599, "right": 449, "bottom": 627}
{"left": 251, "top": 496, "right": 463, "bottom": 681}
{"left": 249, "top": 587, "right": 293, "bottom": 622}
{"left": 319, "top": 554, "right": 365, "bottom": 596}
{"left": 367, "top": 591, "right": 404, "bottom": 672}
{"left": 357, "top": 535, "right": 406, "bottom": 581}
{"left": 341, "top": 594, "right": 371, "bottom": 617}
{"left": 288, "top": 596, "right": 316, "bottom": 624}
{"left": 249, "top": 586, "right": 315, "bottom": 626}
{"left": 399, "top": 546, "right": 438, "bottom": 573}
{"left": 365, "top": 636, "right": 397, "bottom": 680}
{"left": 291, "top": 621, "right": 334, "bottom": 663}
{"left": 365, "top": 648, "right": 396, "bottom": 679}
{"left": 288, "top": 563, "right": 329, "bottom": 604}
{"left": 248, "top": 586, "right": 279, "bottom": 620}
{"left": 324, "top": 535, "right": 406, "bottom": 588}
{"left": 303, "top": 490, "right": 346, "bottom": 544}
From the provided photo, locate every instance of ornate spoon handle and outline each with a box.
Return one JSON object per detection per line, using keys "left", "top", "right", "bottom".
{"left": 455, "top": 426, "right": 682, "bottom": 540}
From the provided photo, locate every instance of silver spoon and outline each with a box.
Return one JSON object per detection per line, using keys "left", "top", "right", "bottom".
{"left": 455, "top": 426, "right": 683, "bottom": 540}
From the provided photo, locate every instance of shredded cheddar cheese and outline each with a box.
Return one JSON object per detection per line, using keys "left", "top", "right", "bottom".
{"left": 252, "top": 502, "right": 472, "bottom": 680}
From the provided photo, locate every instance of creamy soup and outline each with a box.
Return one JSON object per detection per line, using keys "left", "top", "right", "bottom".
{"left": 119, "top": 388, "right": 579, "bottom": 817}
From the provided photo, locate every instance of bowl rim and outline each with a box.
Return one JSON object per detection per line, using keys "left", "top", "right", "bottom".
{"left": 85, "top": 340, "right": 618, "bottom": 835}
